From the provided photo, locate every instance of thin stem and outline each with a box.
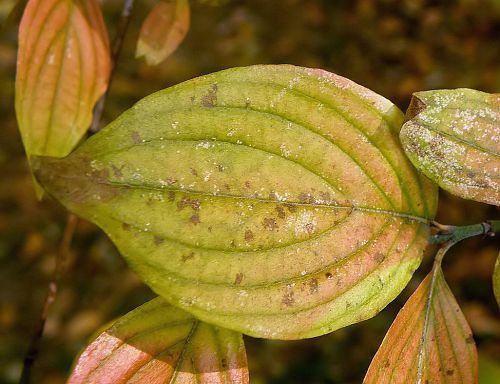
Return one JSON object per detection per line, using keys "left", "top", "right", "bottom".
{"left": 19, "top": 214, "right": 78, "bottom": 384}
{"left": 430, "top": 220, "right": 500, "bottom": 245}
{"left": 20, "top": 1, "right": 136, "bottom": 381}
{"left": 90, "top": 0, "right": 135, "bottom": 133}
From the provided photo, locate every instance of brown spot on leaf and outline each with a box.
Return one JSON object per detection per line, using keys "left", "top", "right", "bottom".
{"left": 217, "top": 164, "right": 225, "bottom": 172}
{"left": 177, "top": 198, "right": 201, "bottom": 211}
{"left": 122, "top": 223, "right": 131, "bottom": 231}
{"left": 131, "top": 131, "right": 142, "bottom": 144}
{"left": 308, "top": 278, "right": 319, "bottom": 293}
{"left": 465, "top": 335, "right": 475, "bottom": 344}
{"left": 111, "top": 164, "right": 124, "bottom": 177}
{"left": 230, "top": 240, "right": 236, "bottom": 247}
{"left": 190, "top": 214, "right": 200, "bottom": 225}
{"left": 244, "top": 230, "right": 254, "bottom": 242}
{"left": 446, "top": 370, "right": 454, "bottom": 376}
{"left": 405, "top": 95, "right": 426, "bottom": 122}
{"left": 284, "top": 203, "right": 297, "bottom": 213}
{"left": 182, "top": 252, "right": 194, "bottom": 262}
{"left": 305, "top": 223, "right": 314, "bottom": 234}
{"left": 190, "top": 168, "right": 198, "bottom": 176}
{"left": 374, "top": 253, "right": 385, "bottom": 263}
{"left": 282, "top": 291, "right": 295, "bottom": 307}
{"left": 168, "top": 191, "right": 175, "bottom": 201}
{"left": 383, "top": 359, "right": 390, "bottom": 368}
{"left": 201, "top": 84, "right": 218, "bottom": 108}
{"left": 166, "top": 177, "right": 177, "bottom": 186}
{"left": 325, "top": 272, "right": 333, "bottom": 279}
{"left": 275, "top": 206, "right": 286, "bottom": 219}
{"left": 244, "top": 181, "right": 251, "bottom": 188}
{"left": 262, "top": 217, "right": 278, "bottom": 231}
{"left": 208, "top": 226, "right": 212, "bottom": 232}
{"left": 234, "top": 273, "right": 244, "bottom": 285}
{"left": 298, "top": 193, "right": 314, "bottom": 204}
{"left": 154, "top": 236, "right": 164, "bottom": 245}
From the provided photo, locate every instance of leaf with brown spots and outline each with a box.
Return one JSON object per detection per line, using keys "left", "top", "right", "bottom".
{"left": 15, "top": 0, "right": 110, "bottom": 158}
{"left": 401, "top": 90, "right": 500, "bottom": 205}
{"left": 35, "top": 65, "right": 437, "bottom": 339}
{"left": 136, "top": 0, "right": 190, "bottom": 66}
{"left": 364, "top": 266, "right": 478, "bottom": 384}
{"left": 68, "top": 297, "right": 248, "bottom": 384}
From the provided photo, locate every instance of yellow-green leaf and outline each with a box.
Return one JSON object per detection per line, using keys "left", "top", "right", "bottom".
{"left": 34, "top": 65, "right": 437, "bottom": 339}
{"left": 401, "top": 89, "right": 500, "bottom": 205}
{"left": 15, "top": 0, "right": 110, "bottom": 158}
{"left": 364, "top": 267, "right": 478, "bottom": 384}
{"left": 68, "top": 298, "right": 249, "bottom": 384}
{"left": 136, "top": 0, "right": 190, "bottom": 66}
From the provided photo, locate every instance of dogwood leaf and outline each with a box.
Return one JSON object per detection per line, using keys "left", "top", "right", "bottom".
{"left": 35, "top": 65, "right": 437, "bottom": 339}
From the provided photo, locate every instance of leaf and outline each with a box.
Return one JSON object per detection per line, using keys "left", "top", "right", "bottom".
{"left": 364, "top": 266, "right": 478, "bottom": 384}
{"left": 493, "top": 251, "right": 500, "bottom": 308}
{"left": 136, "top": 0, "right": 190, "bottom": 66}
{"left": 68, "top": 297, "right": 249, "bottom": 384}
{"left": 34, "top": 65, "right": 437, "bottom": 339}
{"left": 15, "top": 0, "right": 110, "bottom": 158}
{"left": 400, "top": 89, "right": 500, "bottom": 205}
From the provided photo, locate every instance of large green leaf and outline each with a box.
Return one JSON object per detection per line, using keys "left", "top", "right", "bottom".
{"left": 68, "top": 298, "right": 248, "bottom": 383}
{"left": 34, "top": 65, "right": 437, "bottom": 339}
{"left": 400, "top": 89, "right": 500, "bottom": 205}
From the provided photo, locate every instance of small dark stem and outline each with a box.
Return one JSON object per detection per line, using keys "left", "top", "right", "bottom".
{"left": 19, "top": 214, "right": 78, "bottom": 384}
{"left": 430, "top": 220, "right": 500, "bottom": 245}
{"left": 90, "top": 0, "right": 135, "bottom": 133}
{"left": 20, "top": 1, "right": 136, "bottom": 381}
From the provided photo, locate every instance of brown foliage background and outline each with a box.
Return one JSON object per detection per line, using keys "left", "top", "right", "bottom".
{"left": 1, "top": 0, "right": 499, "bottom": 383}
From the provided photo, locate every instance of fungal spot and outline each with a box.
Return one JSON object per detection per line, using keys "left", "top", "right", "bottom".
{"left": 190, "top": 95, "right": 196, "bottom": 103}
{"left": 325, "top": 272, "right": 333, "bottom": 279}
{"left": 383, "top": 360, "right": 390, "bottom": 368}
{"left": 177, "top": 198, "right": 201, "bottom": 211}
{"left": 262, "top": 217, "right": 278, "bottom": 231}
{"left": 374, "top": 253, "right": 385, "bottom": 263}
{"left": 224, "top": 184, "right": 231, "bottom": 191}
{"left": 217, "top": 164, "right": 225, "bottom": 172}
{"left": 446, "top": 370, "right": 454, "bottom": 376}
{"left": 190, "top": 214, "right": 200, "bottom": 225}
{"left": 230, "top": 240, "right": 236, "bottom": 247}
{"left": 308, "top": 278, "right": 319, "bottom": 293}
{"left": 234, "top": 273, "right": 244, "bottom": 285}
{"left": 298, "top": 193, "right": 314, "bottom": 204}
{"left": 122, "top": 223, "right": 131, "bottom": 231}
{"left": 168, "top": 191, "right": 176, "bottom": 201}
{"left": 166, "top": 177, "right": 177, "bottom": 186}
{"left": 284, "top": 203, "right": 297, "bottom": 213}
{"left": 190, "top": 168, "right": 198, "bottom": 176}
{"left": 208, "top": 226, "right": 213, "bottom": 232}
{"left": 275, "top": 205, "right": 286, "bottom": 219}
{"left": 244, "top": 230, "right": 254, "bottom": 242}
{"left": 111, "top": 164, "right": 124, "bottom": 177}
{"left": 182, "top": 252, "right": 195, "bottom": 262}
{"left": 201, "top": 84, "right": 218, "bottom": 108}
{"left": 305, "top": 223, "right": 314, "bottom": 234}
{"left": 282, "top": 291, "right": 295, "bottom": 306}
{"left": 154, "top": 236, "right": 164, "bottom": 245}
{"left": 221, "top": 358, "right": 228, "bottom": 369}
{"left": 244, "top": 181, "right": 251, "bottom": 188}
{"left": 131, "top": 131, "right": 142, "bottom": 144}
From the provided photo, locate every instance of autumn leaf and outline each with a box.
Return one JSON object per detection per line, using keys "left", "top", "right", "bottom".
{"left": 68, "top": 297, "right": 248, "bottom": 384}
{"left": 136, "top": 0, "right": 190, "bottom": 66}
{"left": 364, "top": 265, "right": 478, "bottom": 384}
{"left": 401, "top": 89, "right": 500, "bottom": 205}
{"left": 15, "top": 0, "right": 110, "bottom": 158}
{"left": 34, "top": 65, "right": 437, "bottom": 339}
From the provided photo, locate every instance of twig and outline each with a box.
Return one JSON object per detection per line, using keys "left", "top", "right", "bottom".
{"left": 90, "top": 0, "right": 136, "bottom": 133}
{"left": 19, "top": 214, "right": 78, "bottom": 384}
{"left": 430, "top": 220, "right": 499, "bottom": 245}
{"left": 19, "top": 1, "right": 136, "bottom": 382}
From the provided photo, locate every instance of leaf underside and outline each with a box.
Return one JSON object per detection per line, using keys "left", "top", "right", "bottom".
{"left": 400, "top": 89, "right": 500, "bottom": 206}
{"left": 364, "top": 267, "right": 478, "bottom": 384}
{"left": 16, "top": 0, "right": 110, "bottom": 158}
{"left": 35, "top": 65, "right": 437, "bottom": 339}
{"left": 68, "top": 298, "right": 248, "bottom": 384}
{"left": 136, "top": 0, "right": 190, "bottom": 66}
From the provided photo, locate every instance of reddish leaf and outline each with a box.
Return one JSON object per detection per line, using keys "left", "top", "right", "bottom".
{"left": 68, "top": 298, "right": 249, "bottom": 384}
{"left": 364, "top": 266, "right": 478, "bottom": 383}
{"left": 15, "top": 0, "right": 110, "bottom": 158}
{"left": 136, "top": 0, "right": 190, "bottom": 66}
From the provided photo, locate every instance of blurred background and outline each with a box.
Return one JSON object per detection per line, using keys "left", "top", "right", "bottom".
{"left": 1, "top": 0, "right": 499, "bottom": 383}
